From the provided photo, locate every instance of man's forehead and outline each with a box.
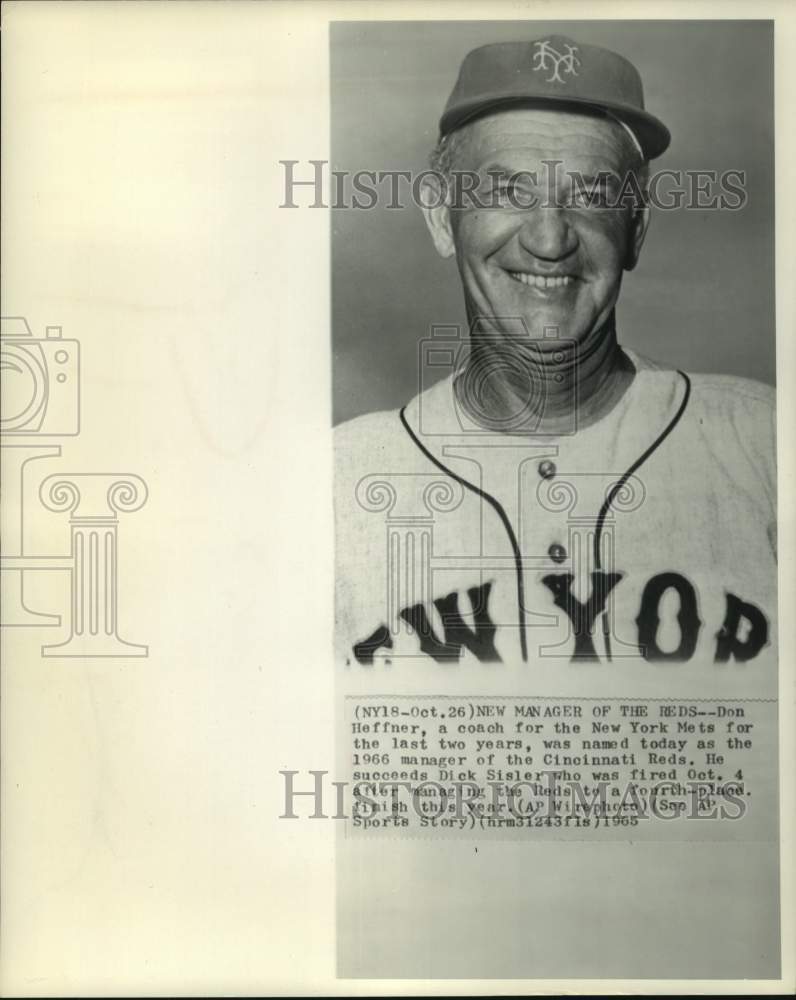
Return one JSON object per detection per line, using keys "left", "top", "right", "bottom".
{"left": 455, "top": 109, "right": 630, "bottom": 167}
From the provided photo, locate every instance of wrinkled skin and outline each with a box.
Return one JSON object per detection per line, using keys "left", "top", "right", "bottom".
{"left": 423, "top": 108, "right": 649, "bottom": 348}
{"left": 421, "top": 109, "right": 650, "bottom": 430}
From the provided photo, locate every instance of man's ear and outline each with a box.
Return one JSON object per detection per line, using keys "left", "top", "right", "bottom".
{"left": 420, "top": 174, "right": 456, "bottom": 259}
{"left": 624, "top": 203, "right": 650, "bottom": 272}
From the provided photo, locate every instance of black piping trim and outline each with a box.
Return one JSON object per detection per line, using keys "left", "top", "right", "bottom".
{"left": 399, "top": 407, "right": 528, "bottom": 662}
{"left": 595, "top": 370, "right": 692, "bottom": 660}
{"left": 398, "top": 370, "right": 691, "bottom": 667}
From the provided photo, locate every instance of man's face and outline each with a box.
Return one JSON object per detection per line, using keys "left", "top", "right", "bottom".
{"left": 426, "top": 109, "right": 648, "bottom": 347}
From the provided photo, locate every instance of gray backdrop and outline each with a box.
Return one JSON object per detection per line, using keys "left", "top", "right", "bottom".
{"left": 331, "top": 20, "right": 774, "bottom": 426}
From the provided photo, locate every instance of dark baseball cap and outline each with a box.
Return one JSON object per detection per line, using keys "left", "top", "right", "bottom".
{"left": 440, "top": 35, "right": 670, "bottom": 160}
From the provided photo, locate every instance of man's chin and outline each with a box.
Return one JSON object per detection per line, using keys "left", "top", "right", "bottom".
{"left": 494, "top": 308, "right": 584, "bottom": 344}
{"left": 467, "top": 292, "right": 594, "bottom": 344}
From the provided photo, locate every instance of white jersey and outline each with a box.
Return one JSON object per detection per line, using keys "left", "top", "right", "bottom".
{"left": 334, "top": 350, "right": 776, "bottom": 691}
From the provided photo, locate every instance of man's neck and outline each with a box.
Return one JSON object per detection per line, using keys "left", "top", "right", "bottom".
{"left": 454, "top": 313, "right": 635, "bottom": 435}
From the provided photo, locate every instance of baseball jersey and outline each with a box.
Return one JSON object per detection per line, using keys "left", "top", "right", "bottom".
{"left": 334, "top": 349, "right": 777, "bottom": 694}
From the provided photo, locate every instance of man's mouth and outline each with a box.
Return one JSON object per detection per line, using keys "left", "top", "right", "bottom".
{"left": 507, "top": 270, "right": 574, "bottom": 289}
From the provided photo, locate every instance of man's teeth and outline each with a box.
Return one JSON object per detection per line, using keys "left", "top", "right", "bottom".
{"left": 509, "top": 272, "right": 572, "bottom": 288}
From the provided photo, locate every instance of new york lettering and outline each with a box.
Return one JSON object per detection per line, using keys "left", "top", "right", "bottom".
{"left": 352, "top": 572, "right": 769, "bottom": 664}
{"left": 354, "top": 582, "right": 499, "bottom": 664}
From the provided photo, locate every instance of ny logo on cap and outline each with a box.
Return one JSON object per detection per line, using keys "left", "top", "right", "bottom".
{"left": 532, "top": 40, "right": 581, "bottom": 83}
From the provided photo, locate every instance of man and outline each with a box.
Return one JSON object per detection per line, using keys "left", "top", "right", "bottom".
{"left": 334, "top": 36, "right": 776, "bottom": 670}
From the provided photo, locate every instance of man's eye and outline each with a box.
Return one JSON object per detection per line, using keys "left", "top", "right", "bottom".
{"left": 571, "top": 187, "right": 599, "bottom": 206}
{"left": 566, "top": 181, "right": 614, "bottom": 208}
{"left": 485, "top": 180, "right": 536, "bottom": 207}
{"left": 488, "top": 180, "right": 513, "bottom": 199}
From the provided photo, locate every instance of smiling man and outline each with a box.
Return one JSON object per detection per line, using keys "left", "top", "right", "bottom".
{"left": 422, "top": 103, "right": 648, "bottom": 435}
{"left": 334, "top": 36, "right": 776, "bottom": 670}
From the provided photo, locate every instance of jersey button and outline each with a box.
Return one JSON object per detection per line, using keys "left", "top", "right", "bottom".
{"left": 538, "top": 459, "right": 557, "bottom": 479}
{"left": 548, "top": 542, "right": 567, "bottom": 564}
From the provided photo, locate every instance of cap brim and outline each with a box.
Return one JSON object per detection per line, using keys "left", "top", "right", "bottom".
{"left": 440, "top": 94, "right": 671, "bottom": 160}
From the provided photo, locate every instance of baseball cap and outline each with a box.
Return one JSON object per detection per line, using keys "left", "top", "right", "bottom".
{"left": 440, "top": 36, "right": 671, "bottom": 160}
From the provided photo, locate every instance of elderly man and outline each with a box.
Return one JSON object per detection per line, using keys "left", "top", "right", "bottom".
{"left": 335, "top": 36, "right": 776, "bottom": 670}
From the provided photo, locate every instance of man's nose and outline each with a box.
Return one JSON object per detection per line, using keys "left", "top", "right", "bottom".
{"left": 517, "top": 207, "right": 576, "bottom": 261}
